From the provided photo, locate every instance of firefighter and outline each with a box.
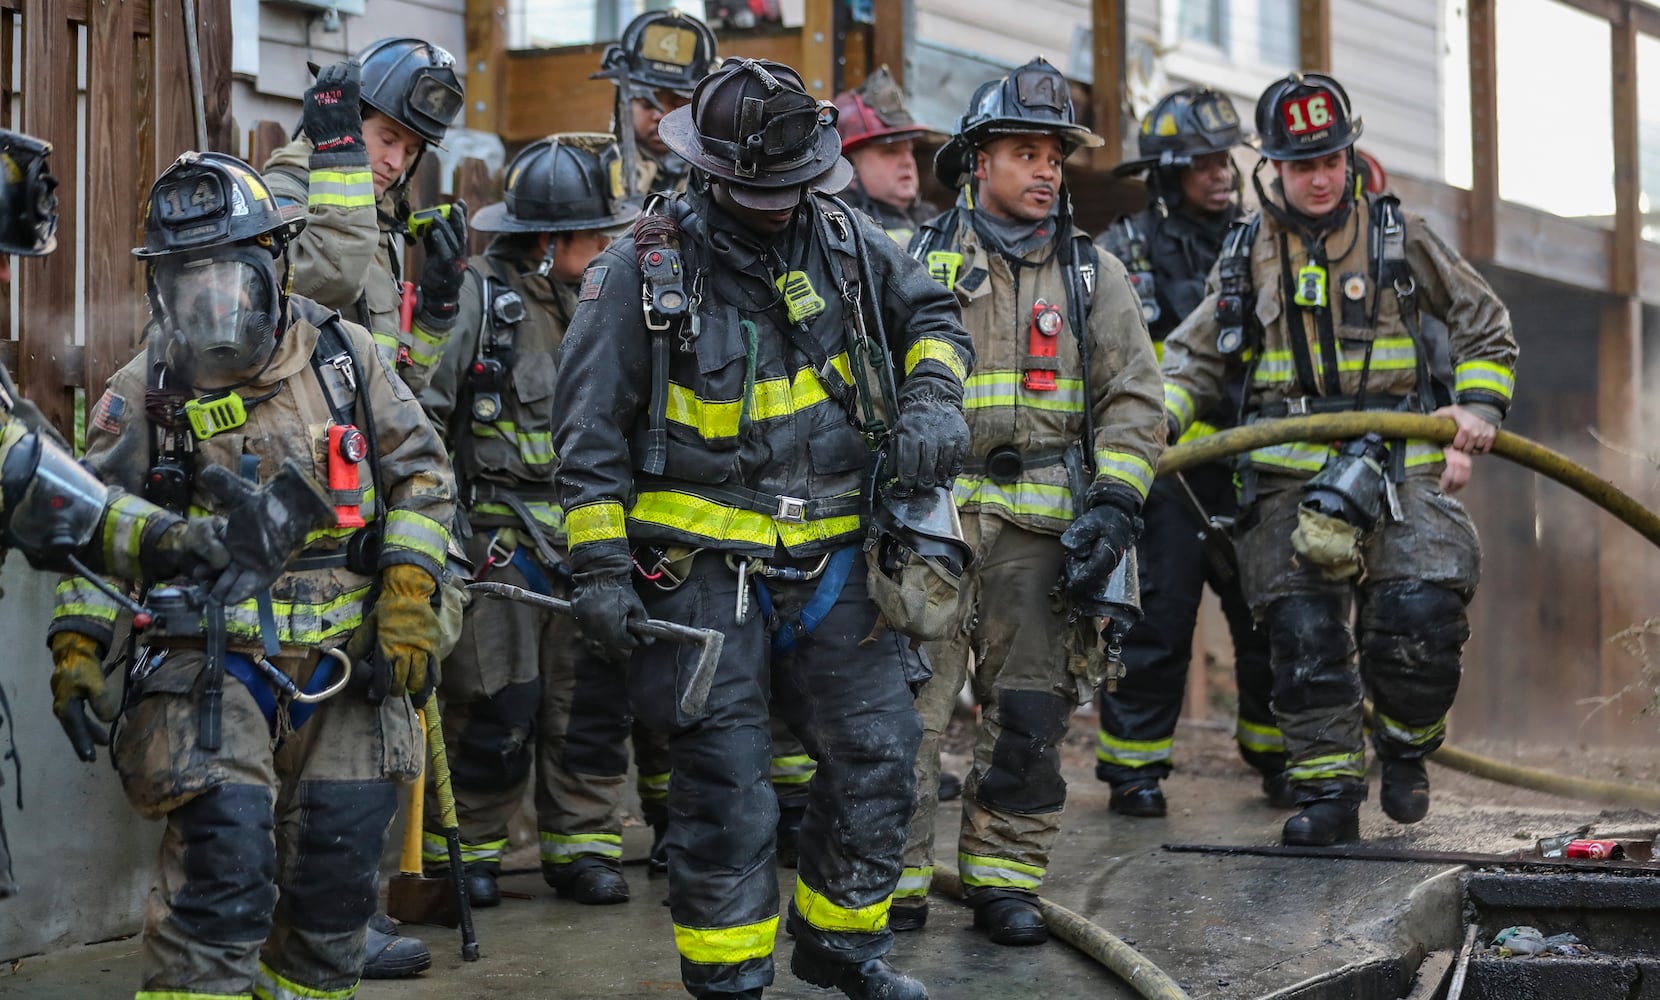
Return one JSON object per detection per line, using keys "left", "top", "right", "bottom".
{"left": 893, "top": 58, "right": 1165, "bottom": 944}
{"left": 419, "top": 133, "right": 641, "bottom": 907}
{"left": 48, "top": 151, "right": 455, "bottom": 997}
{"left": 1092, "top": 87, "right": 1290, "bottom": 817}
{"left": 552, "top": 57, "right": 972, "bottom": 1000}
{"left": 832, "top": 66, "right": 942, "bottom": 246}
{"left": 1160, "top": 73, "right": 1516, "bottom": 845}
{"left": 264, "top": 37, "right": 469, "bottom": 395}
{"left": 595, "top": 8, "right": 720, "bottom": 197}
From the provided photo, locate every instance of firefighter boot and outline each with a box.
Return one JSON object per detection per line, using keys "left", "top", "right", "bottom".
{"left": 546, "top": 857, "right": 631, "bottom": 904}
{"left": 791, "top": 947, "right": 928, "bottom": 1000}
{"left": 1108, "top": 779, "right": 1167, "bottom": 818}
{"left": 971, "top": 894, "right": 1048, "bottom": 946}
{"left": 425, "top": 862, "right": 502, "bottom": 909}
{"left": 363, "top": 913, "right": 433, "bottom": 978}
{"left": 889, "top": 900, "right": 928, "bottom": 932}
{"left": 1281, "top": 800, "right": 1361, "bottom": 846}
{"left": 1380, "top": 757, "right": 1431, "bottom": 824}
{"left": 649, "top": 822, "right": 669, "bottom": 877}
{"left": 1261, "top": 771, "right": 1299, "bottom": 809}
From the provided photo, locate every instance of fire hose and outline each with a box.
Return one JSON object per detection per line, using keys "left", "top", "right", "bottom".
{"left": 1163, "top": 412, "right": 1660, "bottom": 807}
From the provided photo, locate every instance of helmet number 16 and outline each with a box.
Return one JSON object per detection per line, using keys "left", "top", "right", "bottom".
{"left": 1282, "top": 93, "right": 1332, "bottom": 134}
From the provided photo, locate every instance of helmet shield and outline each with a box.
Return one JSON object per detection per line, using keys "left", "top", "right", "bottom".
{"left": 0, "top": 129, "right": 58, "bottom": 256}
{"left": 154, "top": 250, "right": 281, "bottom": 379}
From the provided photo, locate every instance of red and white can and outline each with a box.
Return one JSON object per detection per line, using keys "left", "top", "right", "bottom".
{"left": 1564, "top": 839, "right": 1623, "bottom": 860}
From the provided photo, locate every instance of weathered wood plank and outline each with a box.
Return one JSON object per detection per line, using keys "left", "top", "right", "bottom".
{"left": 87, "top": 0, "right": 142, "bottom": 405}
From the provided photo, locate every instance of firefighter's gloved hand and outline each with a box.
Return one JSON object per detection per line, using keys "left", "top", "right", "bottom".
{"left": 303, "top": 59, "right": 365, "bottom": 166}
{"left": 569, "top": 545, "right": 651, "bottom": 664}
{"left": 1058, "top": 482, "right": 1143, "bottom": 602}
{"left": 49, "top": 631, "right": 118, "bottom": 763}
{"left": 150, "top": 514, "right": 231, "bottom": 578}
{"left": 417, "top": 201, "right": 469, "bottom": 325}
{"left": 892, "top": 379, "right": 969, "bottom": 490}
{"left": 195, "top": 461, "right": 336, "bottom": 605}
{"left": 364, "top": 564, "right": 439, "bottom": 705}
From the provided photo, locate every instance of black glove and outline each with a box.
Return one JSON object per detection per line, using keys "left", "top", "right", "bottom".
{"left": 195, "top": 460, "right": 337, "bottom": 604}
{"left": 569, "top": 545, "right": 652, "bottom": 664}
{"left": 892, "top": 379, "right": 969, "bottom": 490}
{"left": 1058, "top": 482, "right": 1143, "bottom": 602}
{"left": 303, "top": 60, "right": 365, "bottom": 166}
{"left": 417, "top": 201, "right": 469, "bottom": 325}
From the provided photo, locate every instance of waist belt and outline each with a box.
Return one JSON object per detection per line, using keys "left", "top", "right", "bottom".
{"left": 1250, "top": 393, "right": 1412, "bottom": 420}
{"left": 695, "top": 484, "right": 865, "bottom": 523}
{"left": 961, "top": 447, "right": 1069, "bottom": 484}
{"left": 289, "top": 550, "right": 351, "bottom": 571}
{"left": 468, "top": 481, "right": 563, "bottom": 506}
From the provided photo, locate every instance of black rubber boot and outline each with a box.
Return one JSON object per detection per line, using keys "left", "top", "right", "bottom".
{"left": 971, "top": 895, "right": 1048, "bottom": 946}
{"left": 546, "top": 860, "right": 631, "bottom": 904}
{"left": 1107, "top": 779, "right": 1167, "bottom": 818}
{"left": 889, "top": 900, "right": 928, "bottom": 932}
{"left": 1261, "top": 772, "right": 1299, "bottom": 810}
{"left": 363, "top": 913, "right": 432, "bottom": 979}
{"left": 776, "top": 804, "right": 806, "bottom": 869}
{"left": 937, "top": 771, "right": 963, "bottom": 802}
{"left": 1282, "top": 800, "right": 1361, "bottom": 846}
{"left": 648, "top": 822, "right": 669, "bottom": 877}
{"left": 790, "top": 947, "right": 928, "bottom": 1000}
{"left": 1380, "top": 757, "right": 1431, "bottom": 824}
{"left": 464, "top": 865, "right": 501, "bottom": 908}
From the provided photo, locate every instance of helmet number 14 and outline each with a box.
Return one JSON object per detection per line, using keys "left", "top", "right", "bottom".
{"left": 1282, "top": 93, "right": 1332, "bottom": 135}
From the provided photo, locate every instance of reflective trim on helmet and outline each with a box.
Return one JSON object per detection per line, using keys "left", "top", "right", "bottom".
{"left": 566, "top": 501, "right": 628, "bottom": 548}
{"left": 663, "top": 353, "right": 853, "bottom": 442}
{"left": 1095, "top": 730, "right": 1173, "bottom": 767}
{"left": 793, "top": 877, "right": 890, "bottom": 933}
{"left": 673, "top": 914, "right": 779, "bottom": 965}
{"left": 904, "top": 337, "right": 967, "bottom": 382}
{"left": 964, "top": 371, "right": 1086, "bottom": 413}
{"left": 957, "top": 851, "right": 1043, "bottom": 891}
{"left": 1453, "top": 360, "right": 1514, "bottom": 403}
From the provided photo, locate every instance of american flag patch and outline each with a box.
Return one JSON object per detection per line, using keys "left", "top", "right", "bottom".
{"left": 91, "top": 390, "right": 125, "bottom": 434}
{"left": 579, "top": 264, "right": 608, "bottom": 302}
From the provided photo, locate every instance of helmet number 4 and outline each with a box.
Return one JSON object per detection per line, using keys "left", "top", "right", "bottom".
{"left": 1282, "top": 93, "right": 1333, "bottom": 134}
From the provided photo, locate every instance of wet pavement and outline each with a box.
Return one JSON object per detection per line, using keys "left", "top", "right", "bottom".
{"left": 1, "top": 724, "right": 1644, "bottom": 999}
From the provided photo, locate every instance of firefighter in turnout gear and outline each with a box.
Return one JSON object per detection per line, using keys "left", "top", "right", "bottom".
{"left": 265, "top": 37, "right": 468, "bottom": 395}
{"left": 552, "top": 58, "right": 973, "bottom": 1000}
{"left": 1159, "top": 73, "right": 1517, "bottom": 846}
{"left": 832, "top": 66, "right": 943, "bottom": 246}
{"left": 893, "top": 58, "right": 1165, "bottom": 945}
{"left": 1093, "top": 87, "right": 1289, "bottom": 818}
{"left": 48, "top": 151, "right": 456, "bottom": 998}
{"left": 595, "top": 9, "right": 720, "bottom": 197}
{"left": 419, "top": 133, "right": 642, "bottom": 908}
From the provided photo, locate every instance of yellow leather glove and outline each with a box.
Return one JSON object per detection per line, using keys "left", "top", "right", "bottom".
{"left": 49, "top": 632, "right": 118, "bottom": 762}
{"left": 368, "top": 563, "right": 438, "bottom": 704}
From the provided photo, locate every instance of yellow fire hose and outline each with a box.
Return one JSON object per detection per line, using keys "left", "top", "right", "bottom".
{"left": 1165, "top": 413, "right": 1660, "bottom": 807}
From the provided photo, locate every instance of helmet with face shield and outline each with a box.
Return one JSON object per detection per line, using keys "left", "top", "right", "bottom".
{"left": 134, "top": 151, "right": 307, "bottom": 382}
{"left": 0, "top": 128, "right": 58, "bottom": 256}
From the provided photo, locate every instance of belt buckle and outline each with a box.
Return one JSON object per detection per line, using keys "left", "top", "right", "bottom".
{"left": 1285, "top": 397, "right": 1310, "bottom": 416}
{"left": 774, "top": 495, "right": 808, "bottom": 523}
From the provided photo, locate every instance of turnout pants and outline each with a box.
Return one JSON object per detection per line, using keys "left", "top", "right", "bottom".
{"left": 633, "top": 550, "right": 923, "bottom": 997}
{"left": 114, "top": 646, "right": 420, "bottom": 999}
{"left": 425, "top": 533, "right": 630, "bottom": 883}
{"left": 1236, "top": 473, "right": 1481, "bottom": 806}
{"left": 1096, "top": 464, "right": 1282, "bottom": 784}
{"left": 902, "top": 515, "right": 1087, "bottom": 909}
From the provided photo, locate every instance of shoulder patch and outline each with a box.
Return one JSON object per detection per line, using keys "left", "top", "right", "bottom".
{"left": 579, "top": 265, "right": 608, "bottom": 302}
{"left": 91, "top": 390, "right": 126, "bottom": 434}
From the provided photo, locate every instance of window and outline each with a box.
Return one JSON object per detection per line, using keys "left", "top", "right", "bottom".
{"left": 1179, "top": 0, "right": 1227, "bottom": 50}
{"left": 1258, "top": 0, "right": 1299, "bottom": 70}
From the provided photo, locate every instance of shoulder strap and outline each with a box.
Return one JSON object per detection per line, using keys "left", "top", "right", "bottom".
{"left": 1214, "top": 215, "right": 1261, "bottom": 355}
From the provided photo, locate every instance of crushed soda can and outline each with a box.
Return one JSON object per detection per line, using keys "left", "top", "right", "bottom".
{"left": 1564, "top": 839, "right": 1624, "bottom": 860}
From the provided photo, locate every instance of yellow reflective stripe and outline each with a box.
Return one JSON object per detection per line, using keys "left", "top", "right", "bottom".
{"left": 474, "top": 499, "right": 565, "bottom": 533}
{"left": 540, "top": 831, "right": 623, "bottom": 863}
{"left": 1254, "top": 339, "right": 1418, "bottom": 384}
{"left": 673, "top": 915, "right": 779, "bottom": 964}
{"left": 958, "top": 851, "right": 1043, "bottom": 891}
{"left": 567, "top": 501, "right": 627, "bottom": 547}
{"left": 1373, "top": 711, "right": 1446, "bottom": 748}
{"left": 53, "top": 577, "right": 121, "bottom": 623}
{"left": 629, "top": 490, "right": 863, "bottom": 550}
{"left": 384, "top": 509, "right": 449, "bottom": 565}
{"left": 471, "top": 420, "right": 557, "bottom": 466}
{"left": 1153, "top": 339, "right": 1165, "bottom": 364}
{"left": 422, "top": 832, "right": 506, "bottom": 865}
{"left": 254, "top": 960, "right": 355, "bottom": 1000}
{"left": 101, "top": 493, "right": 155, "bottom": 580}
{"left": 1403, "top": 439, "right": 1444, "bottom": 467}
{"left": 1164, "top": 383, "right": 1195, "bottom": 431}
{"left": 1247, "top": 440, "right": 1334, "bottom": 472}
{"left": 964, "top": 371, "right": 1086, "bottom": 413}
{"left": 952, "top": 476, "right": 1075, "bottom": 521}
{"left": 222, "top": 585, "right": 370, "bottom": 646}
{"left": 406, "top": 322, "right": 450, "bottom": 367}
{"left": 1454, "top": 359, "right": 1515, "bottom": 402}
{"left": 1235, "top": 718, "right": 1285, "bottom": 754}
{"left": 1284, "top": 752, "right": 1366, "bottom": 782}
{"left": 1095, "top": 449, "right": 1154, "bottom": 498}
{"left": 894, "top": 865, "right": 933, "bottom": 899}
{"left": 771, "top": 754, "right": 817, "bottom": 784}
{"left": 1177, "top": 419, "right": 1217, "bottom": 445}
{"left": 905, "top": 337, "right": 968, "bottom": 382}
{"left": 638, "top": 770, "right": 670, "bottom": 800}
{"left": 665, "top": 354, "right": 853, "bottom": 441}
{"left": 1095, "top": 730, "right": 1172, "bottom": 767}
{"left": 793, "top": 877, "right": 890, "bottom": 933}
{"left": 139, "top": 992, "right": 254, "bottom": 1000}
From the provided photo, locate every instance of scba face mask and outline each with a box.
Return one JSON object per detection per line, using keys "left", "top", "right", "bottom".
{"left": 156, "top": 249, "right": 281, "bottom": 380}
